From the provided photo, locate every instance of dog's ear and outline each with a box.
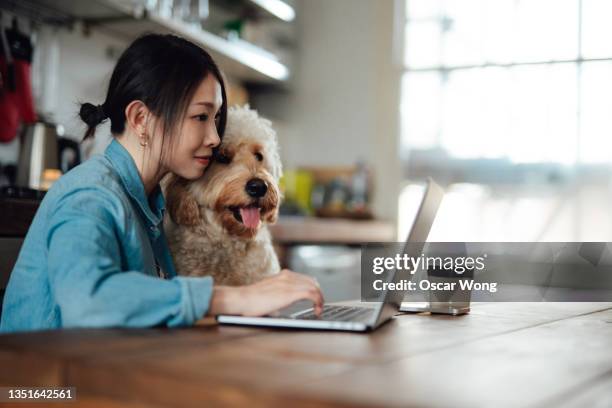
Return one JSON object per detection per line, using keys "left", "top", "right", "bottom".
{"left": 164, "top": 175, "right": 200, "bottom": 226}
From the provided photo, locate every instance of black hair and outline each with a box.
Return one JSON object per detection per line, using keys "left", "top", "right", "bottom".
{"left": 79, "top": 33, "right": 228, "bottom": 171}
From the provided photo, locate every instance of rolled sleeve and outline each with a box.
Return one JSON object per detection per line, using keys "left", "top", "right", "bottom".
{"left": 174, "top": 276, "right": 214, "bottom": 324}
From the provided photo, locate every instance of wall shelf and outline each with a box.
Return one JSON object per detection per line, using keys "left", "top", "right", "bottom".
{"left": 246, "top": 0, "right": 295, "bottom": 22}
{"left": 2, "top": 0, "right": 291, "bottom": 84}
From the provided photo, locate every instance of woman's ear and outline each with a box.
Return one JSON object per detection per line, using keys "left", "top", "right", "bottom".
{"left": 164, "top": 175, "right": 201, "bottom": 226}
{"left": 124, "top": 100, "right": 149, "bottom": 136}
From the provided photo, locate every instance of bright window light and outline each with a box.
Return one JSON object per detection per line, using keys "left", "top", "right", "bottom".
{"left": 402, "top": 0, "right": 611, "bottom": 166}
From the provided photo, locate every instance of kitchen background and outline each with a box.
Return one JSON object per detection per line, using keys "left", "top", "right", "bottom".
{"left": 2, "top": 0, "right": 612, "bottom": 303}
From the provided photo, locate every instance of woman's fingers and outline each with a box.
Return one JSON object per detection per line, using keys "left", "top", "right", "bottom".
{"left": 281, "top": 270, "right": 324, "bottom": 315}
{"left": 295, "top": 286, "right": 323, "bottom": 315}
{"left": 210, "top": 270, "right": 325, "bottom": 318}
{"left": 280, "top": 268, "right": 323, "bottom": 295}
{"left": 242, "top": 269, "right": 324, "bottom": 317}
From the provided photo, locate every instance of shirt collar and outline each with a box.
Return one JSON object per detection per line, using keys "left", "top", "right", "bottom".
{"left": 104, "top": 138, "right": 165, "bottom": 227}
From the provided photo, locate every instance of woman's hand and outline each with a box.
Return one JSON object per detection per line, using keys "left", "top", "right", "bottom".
{"left": 208, "top": 269, "right": 324, "bottom": 317}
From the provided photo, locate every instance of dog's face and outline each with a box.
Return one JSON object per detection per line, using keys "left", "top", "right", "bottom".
{"left": 199, "top": 137, "right": 281, "bottom": 238}
{"left": 165, "top": 106, "right": 282, "bottom": 239}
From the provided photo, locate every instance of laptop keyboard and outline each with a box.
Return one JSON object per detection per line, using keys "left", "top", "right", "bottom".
{"left": 295, "top": 305, "right": 373, "bottom": 322}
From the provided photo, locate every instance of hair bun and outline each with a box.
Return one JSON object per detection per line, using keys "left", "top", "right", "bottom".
{"left": 79, "top": 102, "right": 108, "bottom": 128}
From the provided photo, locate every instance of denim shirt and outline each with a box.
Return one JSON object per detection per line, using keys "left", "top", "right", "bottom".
{"left": 0, "top": 138, "right": 213, "bottom": 333}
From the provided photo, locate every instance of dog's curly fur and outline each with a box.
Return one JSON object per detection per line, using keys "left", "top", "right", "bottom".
{"left": 163, "top": 105, "right": 282, "bottom": 286}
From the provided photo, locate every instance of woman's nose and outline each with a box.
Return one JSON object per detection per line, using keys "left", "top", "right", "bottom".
{"left": 204, "top": 126, "right": 221, "bottom": 148}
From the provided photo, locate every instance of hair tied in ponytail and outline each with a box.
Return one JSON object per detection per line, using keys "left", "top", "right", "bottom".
{"left": 79, "top": 102, "right": 108, "bottom": 141}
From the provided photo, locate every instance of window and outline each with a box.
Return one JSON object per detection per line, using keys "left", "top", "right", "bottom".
{"left": 399, "top": 0, "right": 612, "bottom": 241}
{"left": 401, "top": 0, "right": 612, "bottom": 171}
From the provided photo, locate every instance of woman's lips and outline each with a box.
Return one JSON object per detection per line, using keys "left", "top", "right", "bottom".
{"left": 194, "top": 156, "right": 211, "bottom": 166}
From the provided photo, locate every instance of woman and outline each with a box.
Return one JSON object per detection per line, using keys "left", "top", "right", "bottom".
{"left": 0, "top": 34, "right": 323, "bottom": 333}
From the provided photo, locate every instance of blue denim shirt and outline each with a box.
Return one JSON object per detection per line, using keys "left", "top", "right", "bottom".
{"left": 0, "top": 138, "right": 213, "bottom": 333}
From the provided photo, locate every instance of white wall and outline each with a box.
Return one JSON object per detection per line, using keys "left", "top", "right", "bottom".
{"left": 45, "top": 24, "right": 126, "bottom": 156}
{"left": 269, "top": 0, "right": 402, "bottom": 222}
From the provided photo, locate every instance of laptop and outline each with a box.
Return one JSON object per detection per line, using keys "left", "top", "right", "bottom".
{"left": 216, "top": 178, "right": 444, "bottom": 332}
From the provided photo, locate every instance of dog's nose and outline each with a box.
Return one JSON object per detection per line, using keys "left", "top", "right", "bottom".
{"left": 245, "top": 178, "right": 268, "bottom": 198}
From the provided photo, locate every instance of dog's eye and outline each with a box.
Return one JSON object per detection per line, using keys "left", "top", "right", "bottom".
{"left": 254, "top": 152, "right": 264, "bottom": 162}
{"left": 215, "top": 152, "right": 232, "bottom": 164}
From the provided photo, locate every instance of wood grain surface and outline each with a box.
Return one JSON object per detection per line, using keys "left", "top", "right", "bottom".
{"left": 0, "top": 302, "right": 611, "bottom": 408}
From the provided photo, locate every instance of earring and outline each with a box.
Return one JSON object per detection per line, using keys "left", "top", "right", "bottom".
{"left": 139, "top": 133, "right": 149, "bottom": 147}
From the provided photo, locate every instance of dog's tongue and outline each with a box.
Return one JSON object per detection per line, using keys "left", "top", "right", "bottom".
{"left": 240, "top": 207, "right": 260, "bottom": 229}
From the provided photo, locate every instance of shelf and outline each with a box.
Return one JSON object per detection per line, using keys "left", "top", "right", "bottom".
{"left": 270, "top": 216, "right": 396, "bottom": 245}
{"left": 100, "top": 0, "right": 290, "bottom": 83}
{"left": 143, "top": 9, "right": 290, "bottom": 82}
{"left": 3, "top": 0, "right": 291, "bottom": 83}
{"left": 246, "top": 0, "right": 295, "bottom": 22}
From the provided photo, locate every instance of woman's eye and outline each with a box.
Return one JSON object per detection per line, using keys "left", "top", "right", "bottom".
{"left": 254, "top": 152, "right": 264, "bottom": 162}
{"left": 215, "top": 152, "right": 231, "bottom": 164}
{"left": 196, "top": 114, "right": 209, "bottom": 122}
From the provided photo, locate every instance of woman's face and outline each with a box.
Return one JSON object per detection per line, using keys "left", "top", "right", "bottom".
{"left": 164, "top": 74, "right": 223, "bottom": 179}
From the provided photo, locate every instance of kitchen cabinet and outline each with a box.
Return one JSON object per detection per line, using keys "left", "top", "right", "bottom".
{"left": 0, "top": 196, "right": 38, "bottom": 317}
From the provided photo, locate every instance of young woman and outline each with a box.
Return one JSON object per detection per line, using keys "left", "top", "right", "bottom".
{"left": 0, "top": 34, "right": 323, "bottom": 333}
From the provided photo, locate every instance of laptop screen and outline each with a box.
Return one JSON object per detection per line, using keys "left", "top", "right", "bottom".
{"left": 372, "top": 178, "right": 444, "bottom": 322}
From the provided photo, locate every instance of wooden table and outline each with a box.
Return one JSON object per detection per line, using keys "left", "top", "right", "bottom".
{"left": 1, "top": 302, "right": 611, "bottom": 407}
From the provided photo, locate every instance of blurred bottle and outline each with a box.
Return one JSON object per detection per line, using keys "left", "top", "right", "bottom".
{"left": 326, "top": 178, "right": 349, "bottom": 213}
{"left": 156, "top": 0, "right": 173, "bottom": 18}
{"left": 348, "top": 160, "right": 369, "bottom": 212}
{"left": 174, "top": 0, "right": 209, "bottom": 24}
{"left": 280, "top": 169, "right": 314, "bottom": 215}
